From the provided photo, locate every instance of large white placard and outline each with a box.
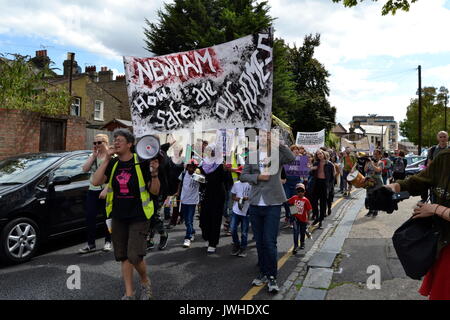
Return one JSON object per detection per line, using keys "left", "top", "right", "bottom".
{"left": 123, "top": 31, "right": 273, "bottom": 137}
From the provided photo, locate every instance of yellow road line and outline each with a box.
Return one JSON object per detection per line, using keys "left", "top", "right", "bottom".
{"left": 240, "top": 190, "right": 355, "bottom": 300}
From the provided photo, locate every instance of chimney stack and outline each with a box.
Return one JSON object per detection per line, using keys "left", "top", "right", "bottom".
{"left": 98, "top": 66, "right": 113, "bottom": 82}
{"left": 63, "top": 52, "right": 79, "bottom": 77}
{"left": 35, "top": 50, "right": 48, "bottom": 57}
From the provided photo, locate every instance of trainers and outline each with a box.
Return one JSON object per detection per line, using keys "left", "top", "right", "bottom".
{"left": 102, "top": 242, "right": 112, "bottom": 252}
{"left": 78, "top": 245, "right": 95, "bottom": 254}
{"left": 120, "top": 293, "right": 136, "bottom": 300}
{"left": 231, "top": 243, "right": 240, "bottom": 256}
{"left": 158, "top": 232, "right": 169, "bottom": 250}
{"left": 140, "top": 282, "right": 153, "bottom": 300}
{"left": 190, "top": 234, "right": 195, "bottom": 242}
{"left": 267, "top": 276, "right": 279, "bottom": 293}
{"left": 237, "top": 248, "right": 247, "bottom": 258}
{"left": 300, "top": 243, "right": 305, "bottom": 250}
{"left": 207, "top": 246, "right": 216, "bottom": 254}
{"left": 292, "top": 248, "right": 298, "bottom": 255}
{"left": 365, "top": 212, "right": 372, "bottom": 217}
{"left": 251, "top": 274, "right": 268, "bottom": 286}
{"left": 147, "top": 240, "right": 155, "bottom": 250}
{"left": 183, "top": 239, "right": 191, "bottom": 248}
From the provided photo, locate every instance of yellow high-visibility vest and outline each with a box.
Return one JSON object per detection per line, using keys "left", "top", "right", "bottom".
{"left": 106, "top": 153, "right": 154, "bottom": 220}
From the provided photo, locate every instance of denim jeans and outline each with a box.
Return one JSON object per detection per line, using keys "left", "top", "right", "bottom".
{"left": 85, "top": 190, "right": 111, "bottom": 247}
{"left": 249, "top": 205, "right": 281, "bottom": 278}
{"left": 230, "top": 213, "right": 250, "bottom": 249}
{"left": 181, "top": 204, "right": 197, "bottom": 240}
{"left": 293, "top": 219, "right": 307, "bottom": 248}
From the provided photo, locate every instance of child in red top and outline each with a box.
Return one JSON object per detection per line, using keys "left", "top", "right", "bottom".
{"left": 287, "top": 183, "right": 312, "bottom": 254}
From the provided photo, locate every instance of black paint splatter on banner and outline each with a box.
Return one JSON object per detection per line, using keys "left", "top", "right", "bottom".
{"left": 124, "top": 30, "right": 273, "bottom": 136}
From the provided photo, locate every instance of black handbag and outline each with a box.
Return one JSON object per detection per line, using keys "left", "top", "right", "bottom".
{"left": 392, "top": 176, "right": 449, "bottom": 280}
{"left": 392, "top": 216, "right": 440, "bottom": 280}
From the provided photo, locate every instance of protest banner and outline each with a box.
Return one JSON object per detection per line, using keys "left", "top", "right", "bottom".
{"left": 295, "top": 129, "right": 325, "bottom": 153}
{"left": 123, "top": 30, "right": 273, "bottom": 138}
{"left": 284, "top": 155, "right": 310, "bottom": 177}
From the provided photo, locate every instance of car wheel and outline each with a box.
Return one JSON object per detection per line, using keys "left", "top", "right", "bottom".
{"left": 0, "top": 217, "right": 40, "bottom": 264}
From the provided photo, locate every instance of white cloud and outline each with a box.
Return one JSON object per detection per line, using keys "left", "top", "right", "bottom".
{"left": 0, "top": 0, "right": 169, "bottom": 57}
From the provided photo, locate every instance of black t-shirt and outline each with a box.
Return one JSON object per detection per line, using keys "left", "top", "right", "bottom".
{"left": 105, "top": 155, "right": 151, "bottom": 221}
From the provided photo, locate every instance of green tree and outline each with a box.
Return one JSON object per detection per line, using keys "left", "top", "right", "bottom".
{"left": 331, "top": 0, "right": 418, "bottom": 15}
{"left": 0, "top": 53, "right": 71, "bottom": 115}
{"left": 144, "top": 0, "right": 273, "bottom": 55}
{"left": 271, "top": 38, "right": 299, "bottom": 122}
{"left": 400, "top": 86, "right": 446, "bottom": 147}
{"left": 287, "top": 34, "right": 336, "bottom": 133}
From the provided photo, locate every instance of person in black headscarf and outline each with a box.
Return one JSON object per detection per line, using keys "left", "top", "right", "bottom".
{"left": 199, "top": 144, "right": 226, "bottom": 254}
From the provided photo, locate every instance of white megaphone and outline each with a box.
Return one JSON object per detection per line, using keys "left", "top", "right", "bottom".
{"left": 135, "top": 135, "right": 161, "bottom": 160}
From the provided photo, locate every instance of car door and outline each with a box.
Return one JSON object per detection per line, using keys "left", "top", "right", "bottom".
{"left": 47, "top": 154, "right": 90, "bottom": 235}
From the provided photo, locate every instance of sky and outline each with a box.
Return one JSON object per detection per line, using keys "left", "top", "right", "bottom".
{"left": 1, "top": 0, "right": 450, "bottom": 129}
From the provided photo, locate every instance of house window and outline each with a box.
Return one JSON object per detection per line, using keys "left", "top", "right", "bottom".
{"left": 94, "top": 100, "right": 104, "bottom": 121}
{"left": 71, "top": 97, "right": 81, "bottom": 116}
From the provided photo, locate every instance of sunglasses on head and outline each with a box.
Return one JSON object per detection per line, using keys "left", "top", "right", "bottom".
{"left": 93, "top": 141, "right": 103, "bottom": 145}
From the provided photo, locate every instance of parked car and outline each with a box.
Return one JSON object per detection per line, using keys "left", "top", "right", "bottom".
{"left": 405, "top": 158, "right": 427, "bottom": 177}
{"left": 0, "top": 150, "right": 102, "bottom": 264}
{"left": 405, "top": 155, "right": 427, "bottom": 166}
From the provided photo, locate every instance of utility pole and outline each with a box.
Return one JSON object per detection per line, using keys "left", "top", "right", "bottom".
{"left": 68, "top": 52, "right": 75, "bottom": 114}
{"left": 445, "top": 94, "right": 448, "bottom": 133}
{"left": 418, "top": 65, "right": 422, "bottom": 155}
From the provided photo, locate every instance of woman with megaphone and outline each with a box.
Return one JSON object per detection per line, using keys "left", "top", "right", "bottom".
{"left": 92, "top": 128, "right": 160, "bottom": 300}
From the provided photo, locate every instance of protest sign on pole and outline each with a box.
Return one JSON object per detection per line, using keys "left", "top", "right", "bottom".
{"left": 295, "top": 129, "right": 325, "bottom": 153}
{"left": 284, "top": 155, "right": 310, "bottom": 178}
{"left": 123, "top": 30, "right": 273, "bottom": 138}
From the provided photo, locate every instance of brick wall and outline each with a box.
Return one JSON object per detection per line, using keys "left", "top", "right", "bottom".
{"left": 65, "top": 115, "right": 86, "bottom": 151}
{"left": 0, "top": 108, "right": 86, "bottom": 160}
{"left": 0, "top": 109, "right": 40, "bottom": 159}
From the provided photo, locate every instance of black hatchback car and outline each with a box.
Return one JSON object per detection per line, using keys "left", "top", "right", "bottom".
{"left": 0, "top": 150, "right": 98, "bottom": 264}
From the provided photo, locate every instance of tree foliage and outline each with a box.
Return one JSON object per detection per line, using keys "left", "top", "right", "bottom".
{"left": 0, "top": 53, "right": 71, "bottom": 115}
{"left": 143, "top": 0, "right": 335, "bottom": 135}
{"left": 400, "top": 86, "right": 448, "bottom": 147}
{"left": 331, "top": 0, "right": 418, "bottom": 15}
{"left": 287, "top": 34, "right": 336, "bottom": 133}
{"left": 144, "top": 0, "right": 273, "bottom": 55}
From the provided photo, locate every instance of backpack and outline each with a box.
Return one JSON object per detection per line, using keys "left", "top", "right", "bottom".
{"left": 393, "top": 158, "right": 405, "bottom": 173}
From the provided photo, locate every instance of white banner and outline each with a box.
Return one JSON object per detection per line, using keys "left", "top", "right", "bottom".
{"left": 295, "top": 129, "right": 325, "bottom": 153}
{"left": 123, "top": 31, "right": 273, "bottom": 137}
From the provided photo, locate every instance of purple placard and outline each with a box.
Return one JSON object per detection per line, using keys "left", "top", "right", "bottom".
{"left": 284, "top": 155, "right": 310, "bottom": 177}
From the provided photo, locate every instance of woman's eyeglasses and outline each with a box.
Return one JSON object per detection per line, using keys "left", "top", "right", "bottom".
{"left": 93, "top": 141, "right": 103, "bottom": 145}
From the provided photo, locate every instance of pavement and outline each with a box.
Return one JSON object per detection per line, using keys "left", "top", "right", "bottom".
{"left": 277, "top": 188, "right": 428, "bottom": 301}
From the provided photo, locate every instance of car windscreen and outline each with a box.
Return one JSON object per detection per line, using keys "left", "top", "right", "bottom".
{"left": 0, "top": 155, "right": 61, "bottom": 184}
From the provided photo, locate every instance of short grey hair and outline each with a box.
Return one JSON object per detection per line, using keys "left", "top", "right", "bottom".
{"left": 437, "top": 131, "right": 448, "bottom": 138}
{"left": 113, "top": 128, "right": 135, "bottom": 144}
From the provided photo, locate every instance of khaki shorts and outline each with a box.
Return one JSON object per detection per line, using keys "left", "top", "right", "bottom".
{"left": 111, "top": 219, "right": 150, "bottom": 265}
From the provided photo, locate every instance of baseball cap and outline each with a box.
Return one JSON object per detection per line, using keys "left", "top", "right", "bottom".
{"left": 296, "top": 183, "right": 305, "bottom": 190}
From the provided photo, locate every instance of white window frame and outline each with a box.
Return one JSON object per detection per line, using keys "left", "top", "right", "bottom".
{"left": 71, "top": 97, "right": 81, "bottom": 116}
{"left": 94, "top": 100, "right": 104, "bottom": 121}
